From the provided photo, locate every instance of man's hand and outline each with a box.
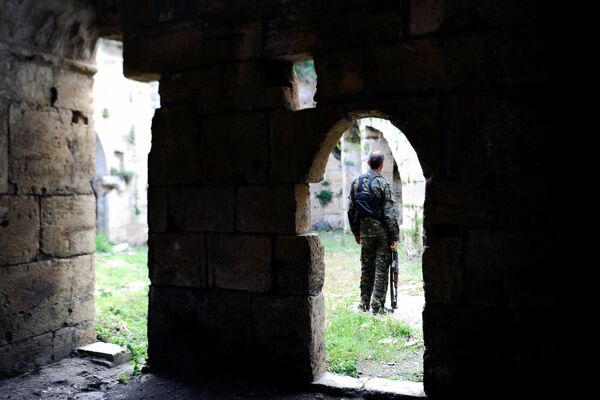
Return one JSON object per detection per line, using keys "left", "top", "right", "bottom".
{"left": 390, "top": 241, "right": 398, "bottom": 252}
{"left": 354, "top": 234, "right": 361, "bottom": 244}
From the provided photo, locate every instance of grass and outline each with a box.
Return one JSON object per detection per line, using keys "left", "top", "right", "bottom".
{"left": 95, "top": 241, "right": 149, "bottom": 373}
{"left": 94, "top": 231, "right": 424, "bottom": 380}
{"left": 318, "top": 230, "right": 424, "bottom": 380}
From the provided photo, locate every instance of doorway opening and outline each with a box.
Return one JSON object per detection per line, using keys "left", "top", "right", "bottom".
{"left": 310, "top": 117, "right": 425, "bottom": 382}
{"left": 92, "top": 39, "right": 159, "bottom": 373}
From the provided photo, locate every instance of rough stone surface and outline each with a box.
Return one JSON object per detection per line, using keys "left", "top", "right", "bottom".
{"left": 274, "top": 234, "right": 325, "bottom": 296}
{"left": 147, "top": 186, "right": 167, "bottom": 233}
{"left": 159, "top": 67, "right": 222, "bottom": 111}
{"left": 149, "top": 105, "right": 199, "bottom": 185}
{"left": 208, "top": 234, "right": 271, "bottom": 292}
{"left": 9, "top": 104, "right": 94, "bottom": 195}
{"left": 252, "top": 293, "right": 325, "bottom": 382}
{"left": 200, "top": 112, "right": 269, "bottom": 184}
{"left": 41, "top": 195, "right": 95, "bottom": 257}
{"left": 0, "top": 195, "right": 40, "bottom": 265}
{"left": 236, "top": 184, "right": 310, "bottom": 233}
{"left": 149, "top": 233, "right": 206, "bottom": 288}
{"left": 0, "top": 256, "right": 95, "bottom": 375}
{"left": 0, "top": 99, "right": 7, "bottom": 194}
{"left": 168, "top": 186, "right": 235, "bottom": 232}
{"left": 124, "top": 26, "right": 204, "bottom": 80}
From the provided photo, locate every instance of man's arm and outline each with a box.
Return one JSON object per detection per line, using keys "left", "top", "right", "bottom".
{"left": 382, "top": 181, "right": 400, "bottom": 244}
{"left": 347, "top": 180, "right": 360, "bottom": 242}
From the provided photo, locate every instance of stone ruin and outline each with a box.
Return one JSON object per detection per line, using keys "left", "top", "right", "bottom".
{"left": 0, "top": 1, "right": 568, "bottom": 397}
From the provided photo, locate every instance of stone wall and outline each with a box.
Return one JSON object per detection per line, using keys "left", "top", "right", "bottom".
{"left": 120, "top": 0, "right": 560, "bottom": 395}
{"left": 0, "top": 0, "right": 98, "bottom": 377}
{"left": 93, "top": 38, "right": 158, "bottom": 245}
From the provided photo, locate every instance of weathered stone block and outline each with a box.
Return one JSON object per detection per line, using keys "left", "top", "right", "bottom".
{"left": 314, "top": 51, "right": 364, "bottom": 102}
{"left": 423, "top": 303, "right": 554, "bottom": 397}
{"left": 41, "top": 195, "right": 95, "bottom": 257}
{"left": 318, "top": 12, "right": 403, "bottom": 49}
{"left": 464, "top": 229, "right": 557, "bottom": 307}
{"left": 0, "top": 195, "right": 40, "bottom": 265}
{"left": 1, "top": 100, "right": 8, "bottom": 193}
{"left": 9, "top": 104, "right": 94, "bottom": 195}
{"left": 236, "top": 184, "right": 310, "bottom": 234}
{"left": 443, "top": 92, "right": 559, "bottom": 178}
{"left": 0, "top": 256, "right": 94, "bottom": 345}
{"left": 0, "top": 333, "right": 53, "bottom": 378}
{"left": 204, "top": 16, "right": 262, "bottom": 63}
{"left": 494, "top": 177, "right": 556, "bottom": 230}
{"left": 252, "top": 293, "right": 325, "bottom": 381}
{"left": 366, "top": 34, "right": 487, "bottom": 94}
{"left": 148, "top": 286, "right": 203, "bottom": 371}
{"left": 149, "top": 104, "right": 199, "bottom": 185}
{"left": 425, "top": 179, "right": 495, "bottom": 227}
{"left": 274, "top": 234, "right": 324, "bottom": 296}
{"left": 422, "top": 236, "right": 463, "bottom": 305}
{"left": 200, "top": 112, "right": 269, "bottom": 184}
{"left": 270, "top": 107, "right": 347, "bottom": 183}
{"left": 148, "top": 186, "right": 168, "bottom": 233}
{"left": 53, "top": 70, "right": 94, "bottom": 113}
{"left": 159, "top": 67, "right": 222, "bottom": 111}
{"left": 208, "top": 289, "right": 253, "bottom": 366}
{"left": 124, "top": 26, "right": 204, "bottom": 81}
{"left": 410, "top": 0, "right": 543, "bottom": 36}
{"left": 149, "top": 233, "right": 206, "bottom": 288}
{"left": 208, "top": 234, "right": 271, "bottom": 292}
{"left": 53, "top": 321, "right": 96, "bottom": 361}
{"left": 168, "top": 186, "right": 234, "bottom": 232}
{"left": 0, "top": 55, "right": 54, "bottom": 106}
{"left": 224, "top": 86, "right": 294, "bottom": 111}
{"left": 488, "top": 25, "right": 552, "bottom": 88}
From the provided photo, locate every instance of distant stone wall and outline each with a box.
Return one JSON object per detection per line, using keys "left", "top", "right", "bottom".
{"left": 0, "top": 0, "right": 98, "bottom": 377}
{"left": 93, "top": 38, "right": 158, "bottom": 245}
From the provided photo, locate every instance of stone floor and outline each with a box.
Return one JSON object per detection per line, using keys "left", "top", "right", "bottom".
{"left": 0, "top": 356, "right": 426, "bottom": 400}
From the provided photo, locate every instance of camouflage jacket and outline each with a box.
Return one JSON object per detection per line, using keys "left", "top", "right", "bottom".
{"left": 348, "top": 170, "right": 400, "bottom": 241}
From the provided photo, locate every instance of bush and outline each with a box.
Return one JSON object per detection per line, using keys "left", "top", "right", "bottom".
{"left": 95, "top": 234, "right": 112, "bottom": 253}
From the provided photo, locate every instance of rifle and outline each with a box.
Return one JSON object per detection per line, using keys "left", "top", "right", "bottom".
{"left": 389, "top": 250, "right": 398, "bottom": 311}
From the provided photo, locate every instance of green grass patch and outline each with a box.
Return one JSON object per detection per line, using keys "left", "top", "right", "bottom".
{"left": 95, "top": 246, "right": 149, "bottom": 373}
{"left": 95, "top": 234, "right": 113, "bottom": 253}
{"left": 326, "top": 299, "right": 413, "bottom": 377}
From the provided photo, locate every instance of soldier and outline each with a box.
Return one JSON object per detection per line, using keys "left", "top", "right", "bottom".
{"left": 348, "top": 151, "right": 400, "bottom": 314}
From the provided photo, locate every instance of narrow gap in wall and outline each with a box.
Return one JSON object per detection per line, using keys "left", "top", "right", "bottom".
{"left": 310, "top": 117, "right": 425, "bottom": 383}
{"left": 92, "top": 38, "right": 160, "bottom": 375}
{"left": 292, "top": 58, "right": 317, "bottom": 110}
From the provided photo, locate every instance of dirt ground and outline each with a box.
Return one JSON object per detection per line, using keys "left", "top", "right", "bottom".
{"left": 0, "top": 358, "right": 365, "bottom": 400}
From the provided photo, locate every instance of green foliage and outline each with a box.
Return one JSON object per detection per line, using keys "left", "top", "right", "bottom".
{"left": 110, "top": 167, "right": 135, "bottom": 184}
{"left": 316, "top": 189, "right": 334, "bottom": 207}
{"left": 117, "top": 372, "right": 129, "bottom": 384}
{"left": 321, "top": 180, "right": 331, "bottom": 187}
{"left": 134, "top": 206, "right": 141, "bottom": 216}
{"left": 293, "top": 59, "right": 317, "bottom": 81}
{"left": 95, "top": 234, "right": 113, "bottom": 253}
{"left": 326, "top": 299, "right": 413, "bottom": 377}
{"left": 96, "top": 246, "right": 149, "bottom": 374}
{"left": 102, "top": 108, "right": 110, "bottom": 119}
{"left": 128, "top": 126, "right": 136, "bottom": 145}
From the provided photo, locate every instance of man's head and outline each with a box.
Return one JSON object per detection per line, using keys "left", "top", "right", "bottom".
{"left": 368, "top": 151, "right": 385, "bottom": 172}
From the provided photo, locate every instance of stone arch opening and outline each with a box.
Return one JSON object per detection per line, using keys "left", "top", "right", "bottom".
{"left": 308, "top": 115, "right": 426, "bottom": 383}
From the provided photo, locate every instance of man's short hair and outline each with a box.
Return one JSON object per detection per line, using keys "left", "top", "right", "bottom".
{"left": 368, "top": 151, "right": 385, "bottom": 169}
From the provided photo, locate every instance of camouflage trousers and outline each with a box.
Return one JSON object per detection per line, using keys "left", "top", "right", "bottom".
{"left": 359, "top": 234, "right": 391, "bottom": 313}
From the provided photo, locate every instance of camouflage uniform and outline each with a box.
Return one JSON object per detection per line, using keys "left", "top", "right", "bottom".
{"left": 348, "top": 170, "right": 400, "bottom": 313}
